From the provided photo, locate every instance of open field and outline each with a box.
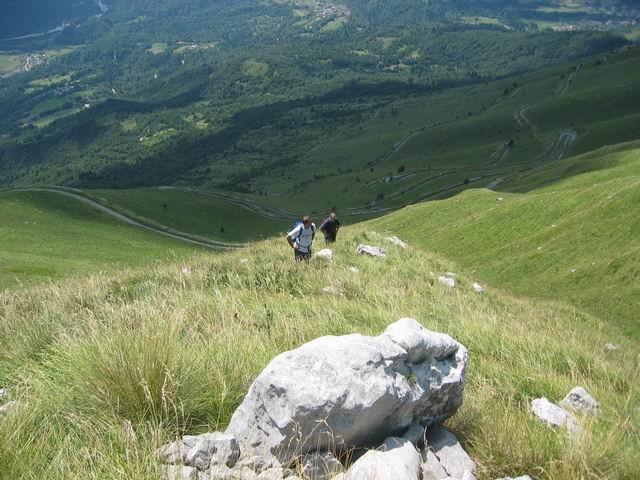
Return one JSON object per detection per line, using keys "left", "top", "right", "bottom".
{"left": 0, "top": 221, "right": 637, "bottom": 479}
{"left": 372, "top": 141, "right": 640, "bottom": 339}
{"left": 0, "top": 190, "right": 201, "bottom": 289}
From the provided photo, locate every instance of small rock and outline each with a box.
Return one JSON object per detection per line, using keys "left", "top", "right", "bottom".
{"left": 438, "top": 277, "right": 456, "bottom": 288}
{"left": 421, "top": 449, "right": 448, "bottom": 480}
{"left": 235, "top": 456, "right": 281, "bottom": 474}
{"left": 0, "top": 389, "right": 7, "bottom": 399}
{"left": 349, "top": 267, "right": 360, "bottom": 274}
{"left": 356, "top": 244, "right": 387, "bottom": 258}
{"left": 240, "top": 258, "right": 249, "bottom": 264}
{"left": 402, "top": 422, "right": 425, "bottom": 447}
{"left": 559, "top": 387, "right": 599, "bottom": 415}
{"left": 386, "top": 236, "right": 408, "bottom": 249}
{"left": 208, "top": 464, "right": 258, "bottom": 479}
{"left": 157, "top": 433, "right": 240, "bottom": 470}
{"left": 344, "top": 437, "right": 421, "bottom": 480}
{"left": 571, "top": 268, "right": 577, "bottom": 273}
{"left": 162, "top": 465, "right": 198, "bottom": 480}
{"left": 531, "top": 398, "right": 580, "bottom": 435}
{"left": 384, "top": 318, "right": 459, "bottom": 362}
{"left": 322, "top": 286, "right": 340, "bottom": 295}
{"left": 256, "top": 467, "right": 286, "bottom": 480}
{"left": 444, "top": 272, "right": 456, "bottom": 278}
{"left": 0, "top": 400, "right": 17, "bottom": 417}
{"left": 300, "top": 451, "right": 344, "bottom": 480}
{"left": 426, "top": 425, "right": 476, "bottom": 479}
{"left": 472, "top": 283, "right": 484, "bottom": 294}
{"left": 497, "top": 197, "right": 504, "bottom": 202}
{"left": 314, "top": 249, "right": 333, "bottom": 260}
{"left": 604, "top": 342, "right": 618, "bottom": 351}
{"left": 537, "top": 246, "right": 543, "bottom": 251}
{"left": 181, "top": 267, "right": 192, "bottom": 275}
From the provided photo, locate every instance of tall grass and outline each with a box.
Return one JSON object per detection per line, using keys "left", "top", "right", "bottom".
{"left": 0, "top": 230, "right": 638, "bottom": 479}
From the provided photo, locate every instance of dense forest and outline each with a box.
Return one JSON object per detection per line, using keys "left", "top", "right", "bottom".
{"left": 0, "top": 0, "right": 634, "bottom": 188}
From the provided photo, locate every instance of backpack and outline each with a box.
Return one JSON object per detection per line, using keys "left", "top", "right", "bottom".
{"left": 291, "top": 220, "right": 315, "bottom": 243}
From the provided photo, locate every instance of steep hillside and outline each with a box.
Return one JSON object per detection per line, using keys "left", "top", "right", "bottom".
{"left": 0, "top": 226, "right": 637, "bottom": 479}
{"left": 372, "top": 141, "right": 640, "bottom": 338}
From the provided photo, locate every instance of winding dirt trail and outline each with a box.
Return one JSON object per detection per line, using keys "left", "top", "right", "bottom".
{"left": 12, "top": 188, "right": 243, "bottom": 250}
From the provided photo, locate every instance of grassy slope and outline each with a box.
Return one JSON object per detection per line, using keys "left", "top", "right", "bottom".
{"left": 90, "top": 187, "right": 290, "bottom": 242}
{"left": 0, "top": 190, "right": 201, "bottom": 289}
{"left": 371, "top": 141, "right": 640, "bottom": 339}
{"left": 0, "top": 228, "right": 637, "bottom": 479}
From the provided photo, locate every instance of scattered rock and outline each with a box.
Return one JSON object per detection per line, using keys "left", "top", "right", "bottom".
{"left": 349, "top": 267, "right": 360, "bottom": 274}
{"left": 322, "top": 286, "right": 341, "bottom": 296}
{"left": 300, "top": 451, "right": 344, "bottom": 480}
{"left": 240, "top": 259, "right": 249, "bottom": 264}
{"left": 161, "top": 465, "right": 198, "bottom": 480}
{"left": 314, "top": 249, "right": 333, "bottom": 261}
{"left": 571, "top": 268, "right": 577, "bottom": 273}
{"left": 438, "top": 277, "right": 456, "bottom": 288}
{"left": 225, "top": 319, "right": 467, "bottom": 464}
{"left": 531, "top": 398, "right": 580, "bottom": 435}
{"left": 208, "top": 464, "right": 257, "bottom": 479}
{"left": 604, "top": 342, "right": 618, "bottom": 351}
{"left": 343, "top": 437, "right": 422, "bottom": 480}
{"left": 426, "top": 425, "right": 476, "bottom": 479}
{"left": 386, "top": 236, "right": 408, "bottom": 249}
{"left": 0, "top": 400, "right": 17, "bottom": 417}
{"left": 0, "top": 388, "right": 7, "bottom": 399}
{"left": 472, "top": 283, "right": 484, "bottom": 294}
{"left": 497, "top": 197, "right": 504, "bottom": 202}
{"left": 537, "top": 246, "right": 543, "bottom": 251}
{"left": 157, "top": 433, "right": 240, "bottom": 470}
{"left": 356, "top": 245, "right": 387, "bottom": 258}
{"left": 181, "top": 267, "right": 192, "bottom": 275}
{"left": 559, "top": 387, "right": 599, "bottom": 415}
{"left": 256, "top": 467, "right": 287, "bottom": 480}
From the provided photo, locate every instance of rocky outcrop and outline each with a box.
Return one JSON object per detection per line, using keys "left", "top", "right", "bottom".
{"left": 157, "top": 319, "right": 469, "bottom": 479}
{"left": 356, "top": 245, "right": 387, "bottom": 258}
{"left": 438, "top": 276, "right": 456, "bottom": 288}
{"left": 225, "top": 319, "right": 467, "bottom": 464}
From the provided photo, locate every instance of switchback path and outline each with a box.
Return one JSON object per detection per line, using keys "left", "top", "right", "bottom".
{"left": 9, "top": 188, "right": 244, "bottom": 250}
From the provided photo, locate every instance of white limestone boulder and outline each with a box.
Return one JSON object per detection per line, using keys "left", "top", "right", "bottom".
{"left": 343, "top": 437, "right": 421, "bottom": 480}
{"left": 472, "top": 283, "right": 485, "bottom": 294}
{"left": 225, "top": 319, "right": 468, "bottom": 464}
{"left": 559, "top": 387, "right": 599, "bottom": 415}
{"left": 421, "top": 449, "right": 448, "bottom": 480}
{"left": 356, "top": 245, "right": 387, "bottom": 258}
{"left": 531, "top": 398, "right": 580, "bottom": 435}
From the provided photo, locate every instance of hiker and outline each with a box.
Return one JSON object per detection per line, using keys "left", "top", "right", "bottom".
{"left": 320, "top": 212, "right": 341, "bottom": 244}
{"left": 287, "top": 215, "right": 316, "bottom": 261}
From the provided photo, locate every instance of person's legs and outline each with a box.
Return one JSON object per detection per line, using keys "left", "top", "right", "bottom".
{"left": 295, "top": 249, "right": 312, "bottom": 262}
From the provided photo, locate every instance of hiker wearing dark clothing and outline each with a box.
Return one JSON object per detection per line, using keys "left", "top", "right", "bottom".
{"left": 320, "top": 212, "right": 341, "bottom": 244}
{"left": 287, "top": 216, "right": 316, "bottom": 261}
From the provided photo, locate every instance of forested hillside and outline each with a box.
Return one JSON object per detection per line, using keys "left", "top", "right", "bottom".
{"left": 0, "top": 0, "right": 632, "bottom": 192}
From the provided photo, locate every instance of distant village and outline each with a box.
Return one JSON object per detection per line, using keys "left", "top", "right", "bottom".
{"left": 313, "top": 2, "right": 351, "bottom": 22}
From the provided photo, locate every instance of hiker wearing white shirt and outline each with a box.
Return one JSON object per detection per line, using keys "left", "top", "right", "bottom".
{"left": 287, "top": 216, "right": 316, "bottom": 261}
